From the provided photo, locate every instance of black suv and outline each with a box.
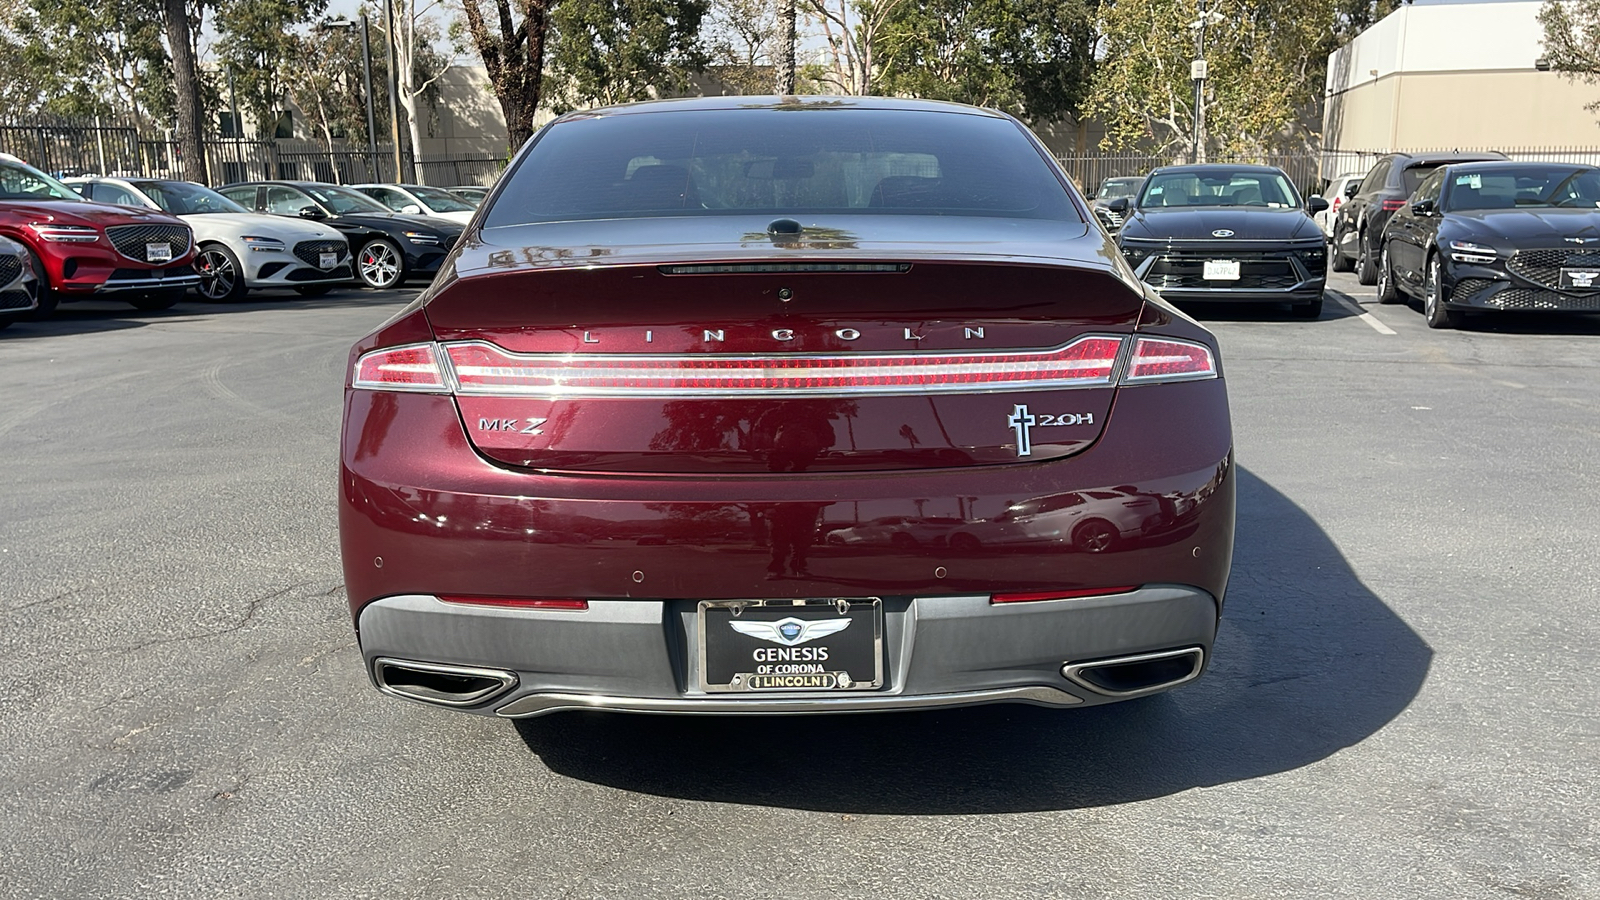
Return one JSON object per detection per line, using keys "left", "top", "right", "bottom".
{"left": 1332, "top": 151, "right": 1506, "bottom": 284}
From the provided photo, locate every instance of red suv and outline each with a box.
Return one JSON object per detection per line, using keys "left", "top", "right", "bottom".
{"left": 0, "top": 153, "right": 199, "bottom": 315}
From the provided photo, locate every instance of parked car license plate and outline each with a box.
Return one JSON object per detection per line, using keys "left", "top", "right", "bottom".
{"left": 319, "top": 251, "right": 337, "bottom": 269}
{"left": 698, "top": 598, "right": 882, "bottom": 692}
{"left": 146, "top": 242, "right": 172, "bottom": 263}
{"left": 1559, "top": 267, "right": 1600, "bottom": 291}
{"left": 1203, "top": 259, "right": 1240, "bottom": 281}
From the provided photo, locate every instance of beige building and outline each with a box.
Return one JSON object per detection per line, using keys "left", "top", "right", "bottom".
{"left": 1323, "top": 0, "right": 1600, "bottom": 155}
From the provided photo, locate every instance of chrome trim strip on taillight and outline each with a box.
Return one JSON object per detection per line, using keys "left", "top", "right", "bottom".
{"left": 351, "top": 335, "right": 1220, "bottom": 396}
{"left": 439, "top": 336, "right": 1127, "bottom": 398}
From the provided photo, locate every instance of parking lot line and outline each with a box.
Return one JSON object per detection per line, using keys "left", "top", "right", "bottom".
{"left": 1328, "top": 292, "right": 1397, "bottom": 335}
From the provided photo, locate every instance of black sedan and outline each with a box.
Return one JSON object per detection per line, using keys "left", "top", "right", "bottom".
{"left": 1112, "top": 164, "right": 1329, "bottom": 318}
{"left": 216, "top": 181, "right": 464, "bottom": 289}
{"left": 1378, "top": 161, "right": 1600, "bottom": 329}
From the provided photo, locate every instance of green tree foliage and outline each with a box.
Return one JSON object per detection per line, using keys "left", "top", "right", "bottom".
{"left": 875, "top": 0, "right": 1097, "bottom": 122}
{"left": 1086, "top": 0, "right": 1335, "bottom": 156}
{"left": 547, "top": 0, "right": 711, "bottom": 111}
{"left": 215, "top": 0, "right": 327, "bottom": 138}
{"left": 16, "top": 0, "right": 172, "bottom": 126}
{"left": 1540, "top": 0, "right": 1600, "bottom": 121}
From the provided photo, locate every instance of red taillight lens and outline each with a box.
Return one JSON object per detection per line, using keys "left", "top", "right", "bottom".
{"left": 352, "top": 343, "right": 447, "bottom": 392}
{"left": 1123, "top": 337, "right": 1217, "bottom": 384}
{"left": 1380, "top": 199, "right": 1407, "bottom": 211}
{"left": 992, "top": 586, "right": 1138, "bottom": 604}
{"left": 438, "top": 596, "right": 588, "bottom": 610}
{"left": 443, "top": 336, "right": 1125, "bottom": 398}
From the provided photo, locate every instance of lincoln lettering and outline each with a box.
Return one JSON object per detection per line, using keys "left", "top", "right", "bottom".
{"left": 751, "top": 646, "right": 830, "bottom": 662}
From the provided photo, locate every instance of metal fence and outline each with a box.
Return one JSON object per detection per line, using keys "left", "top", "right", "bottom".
{"left": 0, "top": 115, "right": 506, "bottom": 188}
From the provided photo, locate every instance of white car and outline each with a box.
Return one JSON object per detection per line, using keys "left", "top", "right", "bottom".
{"left": 0, "top": 234, "right": 39, "bottom": 330}
{"left": 352, "top": 183, "right": 477, "bottom": 225}
{"left": 1311, "top": 173, "right": 1364, "bottom": 238}
{"left": 65, "top": 177, "right": 353, "bottom": 301}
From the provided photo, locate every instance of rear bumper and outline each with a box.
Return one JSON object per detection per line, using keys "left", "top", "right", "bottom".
{"left": 358, "top": 585, "right": 1219, "bottom": 717}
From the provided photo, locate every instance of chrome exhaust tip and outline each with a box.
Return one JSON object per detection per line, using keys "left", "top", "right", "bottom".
{"left": 1061, "top": 647, "right": 1204, "bottom": 698}
{"left": 372, "top": 657, "right": 518, "bottom": 708}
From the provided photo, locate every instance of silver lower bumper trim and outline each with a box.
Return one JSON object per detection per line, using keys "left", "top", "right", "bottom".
{"left": 494, "top": 684, "right": 1083, "bottom": 718}
{"left": 97, "top": 275, "right": 201, "bottom": 293}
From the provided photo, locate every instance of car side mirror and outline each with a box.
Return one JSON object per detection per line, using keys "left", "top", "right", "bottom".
{"left": 400, "top": 204, "right": 422, "bottom": 215}
{"left": 1308, "top": 197, "right": 1330, "bottom": 214}
{"left": 1411, "top": 198, "right": 1437, "bottom": 216}
{"left": 1108, "top": 197, "right": 1131, "bottom": 213}
{"left": 1344, "top": 182, "right": 1360, "bottom": 198}
{"left": 297, "top": 205, "right": 325, "bottom": 220}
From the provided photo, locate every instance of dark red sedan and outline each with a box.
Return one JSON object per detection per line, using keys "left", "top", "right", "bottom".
{"left": 0, "top": 153, "right": 198, "bottom": 315}
{"left": 341, "top": 97, "right": 1235, "bottom": 718}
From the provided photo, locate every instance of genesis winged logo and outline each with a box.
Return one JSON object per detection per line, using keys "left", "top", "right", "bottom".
{"left": 730, "top": 616, "right": 851, "bottom": 646}
{"left": 1566, "top": 237, "right": 1599, "bottom": 244}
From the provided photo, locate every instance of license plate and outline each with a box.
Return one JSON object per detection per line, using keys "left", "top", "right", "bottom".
{"left": 699, "top": 598, "right": 882, "bottom": 692}
{"left": 146, "top": 242, "right": 172, "bottom": 263}
{"left": 319, "top": 251, "right": 337, "bottom": 269}
{"left": 1203, "top": 259, "right": 1240, "bottom": 281}
{"left": 1559, "top": 267, "right": 1600, "bottom": 291}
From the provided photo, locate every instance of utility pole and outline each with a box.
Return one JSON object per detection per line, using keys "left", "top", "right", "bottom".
{"left": 775, "top": 0, "right": 796, "bottom": 95}
{"left": 384, "top": 0, "right": 404, "bottom": 182}
{"left": 360, "top": 15, "right": 378, "bottom": 172}
{"left": 1189, "top": 0, "right": 1223, "bottom": 164}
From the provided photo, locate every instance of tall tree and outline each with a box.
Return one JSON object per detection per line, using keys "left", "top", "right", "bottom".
{"left": 215, "top": 0, "right": 327, "bottom": 138}
{"left": 161, "top": 0, "right": 208, "bottom": 182}
{"left": 458, "top": 0, "right": 554, "bottom": 151}
{"left": 1540, "top": 0, "right": 1600, "bottom": 122}
{"left": 706, "top": 0, "right": 781, "bottom": 95}
{"left": 390, "top": 0, "right": 454, "bottom": 182}
{"left": 1085, "top": 0, "right": 1335, "bottom": 157}
{"left": 875, "top": 0, "right": 1098, "bottom": 121}
{"left": 547, "top": 0, "right": 710, "bottom": 110}
{"left": 17, "top": 0, "right": 171, "bottom": 127}
{"left": 804, "top": 0, "right": 908, "bottom": 94}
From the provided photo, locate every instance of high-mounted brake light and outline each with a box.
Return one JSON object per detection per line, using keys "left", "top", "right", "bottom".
{"left": 443, "top": 336, "right": 1126, "bottom": 398}
{"left": 1123, "top": 337, "right": 1217, "bottom": 384}
{"left": 992, "top": 586, "right": 1138, "bottom": 604}
{"left": 438, "top": 595, "right": 588, "bottom": 610}
{"left": 352, "top": 343, "right": 448, "bottom": 392}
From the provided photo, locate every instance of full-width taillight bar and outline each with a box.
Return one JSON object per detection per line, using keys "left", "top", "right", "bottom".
{"left": 351, "top": 335, "right": 1217, "bottom": 396}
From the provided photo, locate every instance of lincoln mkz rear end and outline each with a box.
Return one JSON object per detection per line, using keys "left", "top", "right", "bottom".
{"left": 340, "top": 97, "right": 1235, "bottom": 719}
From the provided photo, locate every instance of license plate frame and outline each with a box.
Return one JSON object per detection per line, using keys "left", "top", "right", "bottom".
{"left": 146, "top": 242, "right": 173, "bottom": 263}
{"left": 319, "top": 251, "right": 338, "bottom": 269}
{"left": 1559, "top": 267, "right": 1600, "bottom": 292}
{"left": 1203, "top": 259, "right": 1241, "bottom": 281}
{"left": 697, "top": 598, "right": 883, "bottom": 693}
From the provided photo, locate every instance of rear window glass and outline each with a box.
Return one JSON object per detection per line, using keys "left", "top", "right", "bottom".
{"left": 483, "top": 109, "right": 1079, "bottom": 226}
{"left": 1401, "top": 165, "right": 1440, "bottom": 196}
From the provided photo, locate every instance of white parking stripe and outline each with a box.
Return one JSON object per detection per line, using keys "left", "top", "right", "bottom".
{"left": 1328, "top": 292, "right": 1398, "bottom": 335}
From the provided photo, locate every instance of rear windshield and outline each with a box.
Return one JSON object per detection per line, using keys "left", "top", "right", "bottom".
{"left": 1401, "top": 165, "right": 1441, "bottom": 196}
{"left": 483, "top": 109, "right": 1078, "bottom": 226}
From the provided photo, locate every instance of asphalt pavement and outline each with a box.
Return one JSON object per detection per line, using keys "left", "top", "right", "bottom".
{"left": 1, "top": 274, "right": 1596, "bottom": 899}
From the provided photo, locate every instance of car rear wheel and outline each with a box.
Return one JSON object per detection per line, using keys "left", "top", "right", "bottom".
{"left": 1356, "top": 232, "right": 1378, "bottom": 285}
{"left": 357, "top": 239, "right": 406, "bottom": 289}
{"left": 127, "top": 288, "right": 185, "bottom": 312}
{"left": 23, "top": 247, "right": 58, "bottom": 320}
{"left": 1376, "top": 244, "right": 1400, "bottom": 304}
{"left": 195, "top": 243, "right": 246, "bottom": 301}
{"left": 1423, "top": 255, "right": 1466, "bottom": 330}
{"left": 1072, "top": 519, "right": 1118, "bottom": 554}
